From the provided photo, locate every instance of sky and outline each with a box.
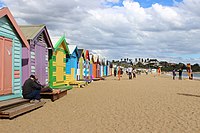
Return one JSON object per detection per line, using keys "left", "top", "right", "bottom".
{"left": 0, "top": 0, "right": 200, "bottom": 64}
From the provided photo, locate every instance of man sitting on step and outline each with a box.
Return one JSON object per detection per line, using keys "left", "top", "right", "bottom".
{"left": 22, "top": 75, "right": 43, "bottom": 103}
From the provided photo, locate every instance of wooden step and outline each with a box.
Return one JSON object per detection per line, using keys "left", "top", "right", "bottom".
{"left": 0, "top": 98, "right": 29, "bottom": 111}
{"left": 99, "top": 77, "right": 105, "bottom": 80}
{"left": 93, "top": 78, "right": 101, "bottom": 81}
{"left": 78, "top": 79, "right": 92, "bottom": 84}
{"left": 0, "top": 101, "right": 45, "bottom": 119}
{"left": 52, "top": 85, "right": 73, "bottom": 90}
{"left": 40, "top": 89, "right": 67, "bottom": 102}
{"left": 69, "top": 81, "right": 86, "bottom": 88}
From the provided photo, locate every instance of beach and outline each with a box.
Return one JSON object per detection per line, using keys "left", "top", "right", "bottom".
{"left": 1, "top": 74, "right": 200, "bottom": 133}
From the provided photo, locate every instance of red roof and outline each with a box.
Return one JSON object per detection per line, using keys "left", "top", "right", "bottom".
{"left": 0, "top": 7, "right": 29, "bottom": 49}
{"left": 85, "top": 50, "right": 90, "bottom": 60}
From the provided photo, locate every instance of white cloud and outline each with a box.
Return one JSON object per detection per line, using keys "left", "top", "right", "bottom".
{"left": 106, "top": 0, "right": 120, "bottom": 3}
{"left": 2, "top": 0, "right": 200, "bottom": 64}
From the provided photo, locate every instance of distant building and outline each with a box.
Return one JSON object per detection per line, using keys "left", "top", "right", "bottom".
{"left": 148, "top": 59, "right": 159, "bottom": 66}
{"left": 133, "top": 58, "right": 159, "bottom": 66}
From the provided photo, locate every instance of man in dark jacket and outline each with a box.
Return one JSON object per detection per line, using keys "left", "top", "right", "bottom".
{"left": 22, "top": 75, "right": 43, "bottom": 102}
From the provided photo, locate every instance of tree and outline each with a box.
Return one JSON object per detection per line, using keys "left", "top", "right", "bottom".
{"left": 135, "top": 62, "right": 144, "bottom": 68}
{"left": 192, "top": 63, "right": 200, "bottom": 72}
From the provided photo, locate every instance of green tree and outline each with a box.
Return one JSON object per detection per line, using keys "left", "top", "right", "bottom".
{"left": 192, "top": 64, "right": 200, "bottom": 72}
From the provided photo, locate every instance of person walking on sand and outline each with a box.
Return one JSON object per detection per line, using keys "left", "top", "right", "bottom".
{"left": 172, "top": 69, "right": 176, "bottom": 80}
{"left": 178, "top": 68, "right": 182, "bottom": 80}
{"left": 118, "top": 66, "right": 121, "bottom": 80}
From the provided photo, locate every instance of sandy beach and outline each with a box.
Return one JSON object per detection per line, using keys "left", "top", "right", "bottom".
{"left": 1, "top": 74, "right": 200, "bottom": 133}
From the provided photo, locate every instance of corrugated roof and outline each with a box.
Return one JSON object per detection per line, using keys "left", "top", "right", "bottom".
{"left": 19, "top": 24, "right": 45, "bottom": 40}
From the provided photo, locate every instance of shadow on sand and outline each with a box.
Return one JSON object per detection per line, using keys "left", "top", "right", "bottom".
{"left": 177, "top": 93, "right": 200, "bottom": 98}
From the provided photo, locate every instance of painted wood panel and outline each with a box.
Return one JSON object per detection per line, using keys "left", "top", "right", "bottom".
{"left": 90, "top": 64, "right": 93, "bottom": 79}
{"left": 49, "top": 40, "right": 67, "bottom": 88}
{"left": 66, "top": 47, "right": 78, "bottom": 81}
{"left": 84, "top": 60, "right": 90, "bottom": 79}
{"left": 66, "top": 58, "right": 71, "bottom": 74}
{"left": 35, "top": 42, "right": 47, "bottom": 85}
{"left": 71, "top": 53, "right": 78, "bottom": 80}
{"left": 21, "top": 26, "right": 52, "bottom": 86}
{"left": 97, "top": 64, "right": 100, "bottom": 78}
{"left": 0, "top": 12, "right": 27, "bottom": 101}
{"left": 104, "top": 66, "right": 107, "bottom": 76}
{"left": 93, "top": 64, "right": 97, "bottom": 78}
{"left": 100, "top": 65, "right": 103, "bottom": 77}
{"left": 79, "top": 58, "right": 84, "bottom": 80}
{"left": 0, "top": 37, "right": 12, "bottom": 95}
{"left": 84, "top": 50, "right": 90, "bottom": 79}
{"left": 22, "top": 47, "right": 29, "bottom": 84}
{"left": 0, "top": 37, "right": 4, "bottom": 94}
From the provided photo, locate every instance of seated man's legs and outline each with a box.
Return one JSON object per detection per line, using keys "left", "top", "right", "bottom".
{"left": 24, "top": 90, "right": 41, "bottom": 100}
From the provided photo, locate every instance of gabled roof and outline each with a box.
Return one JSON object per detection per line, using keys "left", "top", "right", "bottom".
{"left": 0, "top": 7, "right": 29, "bottom": 49}
{"left": 99, "top": 57, "right": 103, "bottom": 65}
{"left": 19, "top": 24, "right": 45, "bottom": 40}
{"left": 93, "top": 54, "right": 99, "bottom": 63}
{"left": 53, "top": 35, "right": 69, "bottom": 53}
{"left": 68, "top": 45, "right": 78, "bottom": 55}
{"left": 89, "top": 54, "right": 94, "bottom": 63}
{"left": 102, "top": 58, "right": 105, "bottom": 65}
{"left": 78, "top": 49, "right": 85, "bottom": 58}
{"left": 85, "top": 50, "right": 90, "bottom": 60}
{"left": 19, "top": 24, "right": 53, "bottom": 48}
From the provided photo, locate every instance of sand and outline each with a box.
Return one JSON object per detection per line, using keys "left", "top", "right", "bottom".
{"left": 1, "top": 74, "right": 200, "bottom": 133}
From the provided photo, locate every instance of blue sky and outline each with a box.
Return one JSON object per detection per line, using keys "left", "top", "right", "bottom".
{"left": 0, "top": 1, "right": 4, "bottom": 7}
{"left": 106, "top": 0, "right": 183, "bottom": 8}
{"left": 134, "top": 0, "right": 183, "bottom": 7}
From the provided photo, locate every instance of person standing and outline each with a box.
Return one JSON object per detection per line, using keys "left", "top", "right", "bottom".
{"left": 133, "top": 68, "right": 136, "bottom": 78}
{"left": 128, "top": 66, "right": 133, "bottom": 80}
{"left": 172, "top": 69, "right": 176, "bottom": 80}
{"left": 118, "top": 66, "right": 121, "bottom": 80}
{"left": 145, "top": 69, "right": 148, "bottom": 75}
{"left": 22, "top": 75, "right": 43, "bottom": 102}
{"left": 178, "top": 68, "right": 183, "bottom": 80}
{"left": 114, "top": 67, "right": 117, "bottom": 77}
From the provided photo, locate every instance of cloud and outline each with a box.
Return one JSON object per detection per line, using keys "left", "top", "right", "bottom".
{"left": 106, "top": 0, "right": 120, "bottom": 3}
{"left": 2, "top": 0, "right": 200, "bottom": 64}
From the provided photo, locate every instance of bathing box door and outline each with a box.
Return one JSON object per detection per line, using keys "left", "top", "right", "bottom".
{"left": 35, "top": 43, "right": 47, "bottom": 85}
{"left": 0, "top": 37, "right": 13, "bottom": 95}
